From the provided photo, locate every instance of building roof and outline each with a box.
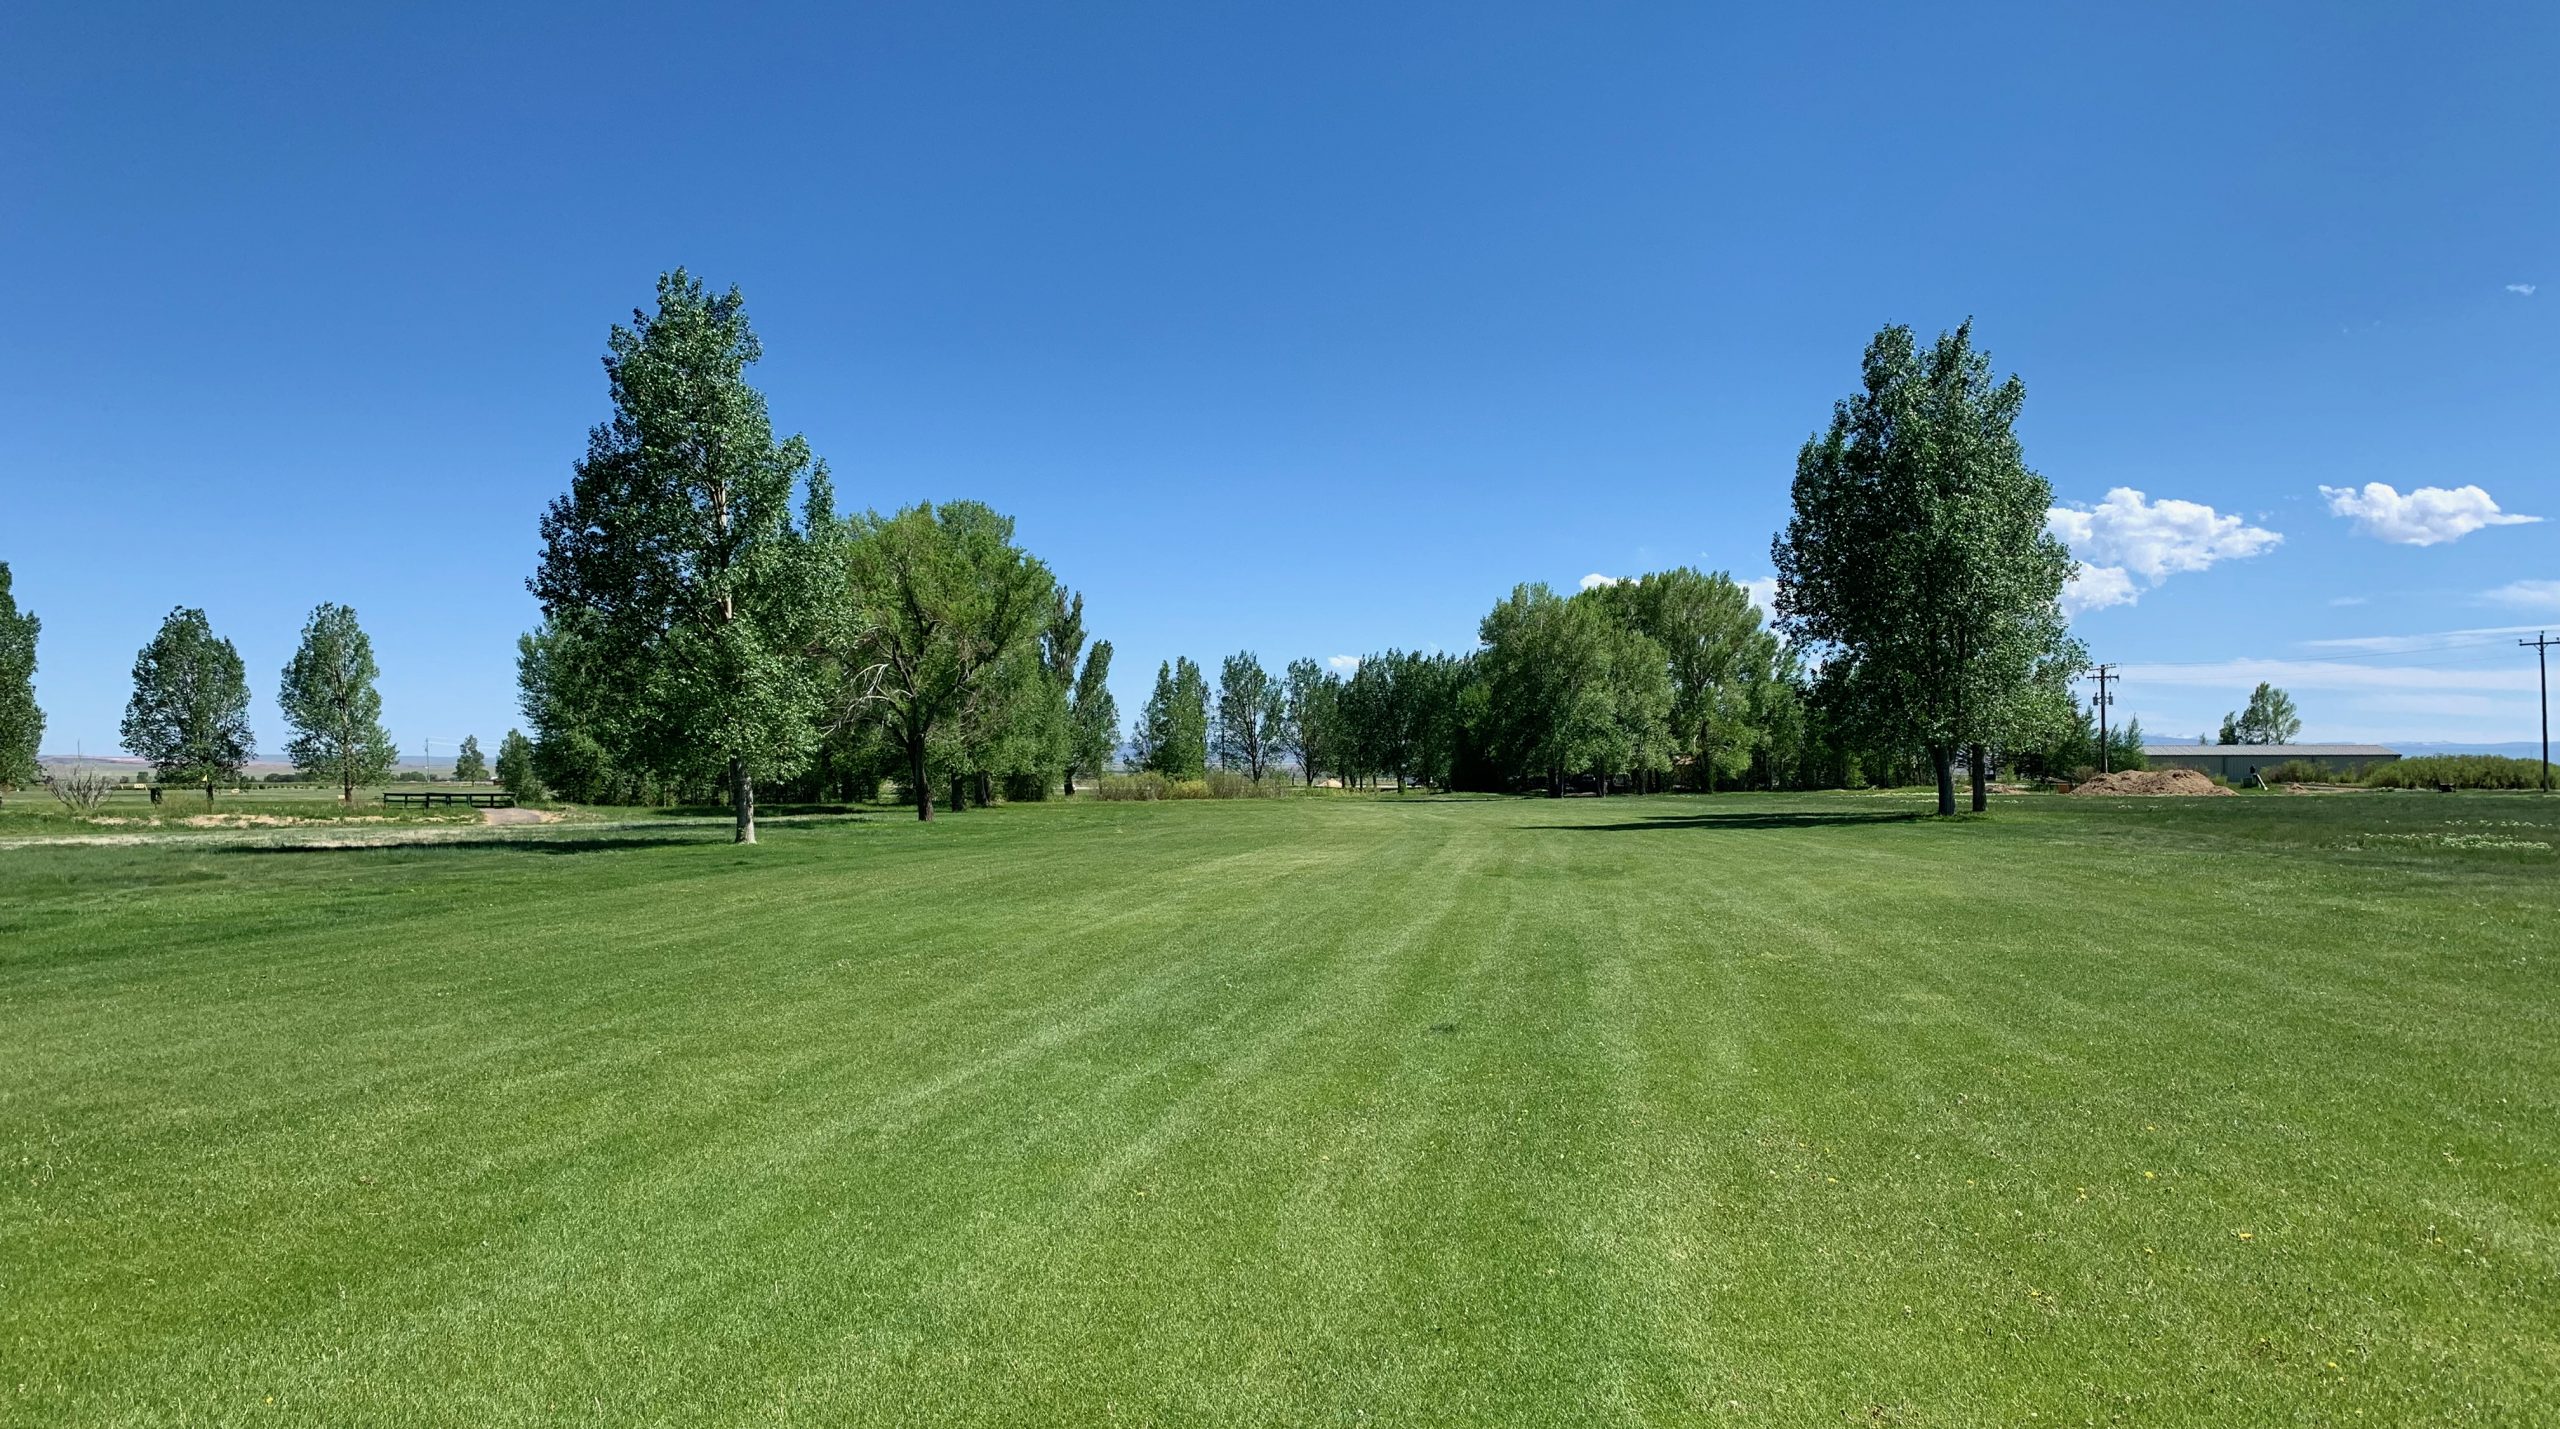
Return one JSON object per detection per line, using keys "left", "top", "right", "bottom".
{"left": 2140, "top": 744, "right": 2398, "bottom": 757}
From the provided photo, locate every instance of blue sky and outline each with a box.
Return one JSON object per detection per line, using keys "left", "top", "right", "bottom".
{"left": 5, "top": 1, "right": 2555, "bottom": 757}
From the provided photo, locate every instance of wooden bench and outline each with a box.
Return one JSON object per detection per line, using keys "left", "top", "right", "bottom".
{"left": 381, "top": 790, "right": 516, "bottom": 809}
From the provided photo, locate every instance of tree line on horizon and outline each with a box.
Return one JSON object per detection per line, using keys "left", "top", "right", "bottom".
{"left": 507, "top": 274, "right": 2142, "bottom": 832}
{"left": 0, "top": 286, "right": 2144, "bottom": 824}
{"left": 0, "top": 284, "right": 2212, "bottom": 825}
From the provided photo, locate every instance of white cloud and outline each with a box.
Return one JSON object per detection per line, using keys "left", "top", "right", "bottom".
{"left": 2327, "top": 595, "right": 2368, "bottom": 607}
{"left": 1327, "top": 654, "right": 1359, "bottom": 671}
{"left": 2508, "top": 283, "right": 2538, "bottom": 296}
{"left": 1578, "top": 572, "right": 1621, "bottom": 591}
{"left": 2320, "top": 482, "right": 2540, "bottom": 545}
{"left": 2046, "top": 487, "right": 2282, "bottom": 614}
{"left": 2484, "top": 579, "right": 2560, "bottom": 610}
{"left": 1741, "top": 576, "right": 1778, "bottom": 615}
{"left": 2062, "top": 565, "right": 2140, "bottom": 613}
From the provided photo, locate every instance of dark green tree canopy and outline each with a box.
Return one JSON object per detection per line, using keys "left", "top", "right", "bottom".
{"left": 123, "top": 607, "right": 255, "bottom": 799}
{"left": 1772, "top": 321, "right": 2080, "bottom": 814}
{"left": 494, "top": 729, "right": 542, "bottom": 802}
{"left": 452, "top": 734, "right": 488, "bottom": 783}
{"left": 278, "top": 602, "right": 398, "bottom": 800}
{"left": 1278, "top": 658, "right": 1337, "bottom": 787}
{"left": 2220, "top": 682, "right": 2301, "bottom": 745}
{"left": 1214, "top": 652, "right": 1282, "bottom": 782}
{"left": 530, "top": 270, "right": 836, "bottom": 842}
{"left": 837, "top": 500, "right": 1057, "bottom": 819}
{"left": 1135, "top": 657, "right": 1209, "bottom": 778}
{"left": 0, "top": 563, "right": 40, "bottom": 796}
{"left": 1067, "top": 639, "right": 1118, "bottom": 792}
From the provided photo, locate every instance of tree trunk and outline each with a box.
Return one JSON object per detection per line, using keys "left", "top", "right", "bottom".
{"left": 205, "top": 776, "right": 215, "bottom": 807}
{"left": 1548, "top": 766, "right": 1563, "bottom": 798}
{"left": 1969, "top": 743, "right": 1988, "bottom": 813}
{"left": 732, "top": 756, "right": 756, "bottom": 844}
{"left": 951, "top": 774, "right": 967, "bottom": 813}
{"left": 1395, "top": 773, "right": 1406, "bottom": 795}
{"left": 976, "top": 770, "right": 992, "bottom": 808}
{"left": 1064, "top": 768, "right": 1076, "bottom": 797}
{"left": 910, "top": 741, "right": 934, "bottom": 822}
{"left": 1931, "top": 744, "right": 1956, "bottom": 816}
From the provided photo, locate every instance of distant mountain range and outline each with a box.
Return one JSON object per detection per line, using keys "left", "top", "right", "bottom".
{"left": 2388, "top": 742, "right": 2549, "bottom": 758}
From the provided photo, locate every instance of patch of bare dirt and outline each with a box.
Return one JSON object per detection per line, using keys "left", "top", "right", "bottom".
{"left": 480, "top": 806, "right": 559, "bottom": 825}
{"left": 2067, "top": 768, "right": 2236, "bottom": 798}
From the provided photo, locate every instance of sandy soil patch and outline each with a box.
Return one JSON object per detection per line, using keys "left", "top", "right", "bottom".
{"left": 2068, "top": 768, "right": 2235, "bottom": 797}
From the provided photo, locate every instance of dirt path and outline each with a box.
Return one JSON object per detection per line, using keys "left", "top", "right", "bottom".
{"left": 480, "top": 807, "right": 557, "bottom": 826}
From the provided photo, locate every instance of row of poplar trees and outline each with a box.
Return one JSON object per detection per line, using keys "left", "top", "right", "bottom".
{"left": 520, "top": 271, "right": 1117, "bottom": 842}
{"left": 1123, "top": 321, "right": 2088, "bottom": 815}
{"left": 1128, "top": 571, "right": 1800, "bottom": 797}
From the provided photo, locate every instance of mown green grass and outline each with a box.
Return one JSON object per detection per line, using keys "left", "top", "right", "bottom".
{"left": 2, "top": 792, "right": 2553, "bottom": 1425}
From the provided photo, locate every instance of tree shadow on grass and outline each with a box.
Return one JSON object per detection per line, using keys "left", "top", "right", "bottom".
{"left": 224, "top": 833, "right": 723, "bottom": 857}
{"left": 1529, "top": 810, "right": 1927, "bottom": 833}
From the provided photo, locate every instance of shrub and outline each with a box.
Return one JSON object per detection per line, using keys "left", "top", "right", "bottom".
{"left": 2363, "top": 754, "right": 2548, "bottom": 790}
{"left": 1095, "top": 769, "right": 1292, "bottom": 801}
{"left": 1094, "top": 772, "right": 1171, "bottom": 801}
{"left": 44, "top": 765, "right": 117, "bottom": 813}
{"left": 2258, "top": 759, "right": 2341, "bottom": 785}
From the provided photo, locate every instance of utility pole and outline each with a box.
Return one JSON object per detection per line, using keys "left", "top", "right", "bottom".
{"left": 2087, "top": 664, "right": 2117, "bottom": 773}
{"left": 2525, "top": 632, "right": 2554, "bottom": 793}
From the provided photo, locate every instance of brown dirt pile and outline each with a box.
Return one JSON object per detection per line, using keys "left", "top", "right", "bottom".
{"left": 2068, "top": 768, "right": 2235, "bottom": 797}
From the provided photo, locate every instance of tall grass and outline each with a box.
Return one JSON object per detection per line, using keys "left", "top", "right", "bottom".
{"left": 1092, "top": 770, "right": 1293, "bottom": 801}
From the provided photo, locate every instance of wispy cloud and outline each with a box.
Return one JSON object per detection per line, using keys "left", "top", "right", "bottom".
{"left": 2121, "top": 657, "right": 2532, "bottom": 693}
{"left": 2046, "top": 488, "right": 2281, "bottom": 613}
{"left": 2327, "top": 595, "right": 2368, "bottom": 607}
{"left": 2321, "top": 482, "right": 2540, "bottom": 545}
{"left": 2299, "top": 624, "right": 2550, "bottom": 654}
{"left": 2507, "top": 283, "right": 2538, "bottom": 296}
{"left": 1326, "top": 654, "right": 1359, "bottom": 671}
{"left": 2484, "top": 579, "right": 2560, "bottom": 611}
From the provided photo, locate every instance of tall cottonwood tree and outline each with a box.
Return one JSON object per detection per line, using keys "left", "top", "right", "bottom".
{"left": 451, "top": 734, "right": 488, "bottom": 783}
{"left": 495, "top": 728, "right": 542, "bottom": 801}
{"left": 1478, "top": 585, "right": 1617, "bottom": 795}
{"left": 1214, "top": 651, "right": 1282, "bottom": 781}
{"left": 1772, "top": 322, "right": 2077, "bottom": 815}
{"left": 1595, "top": 568, "right": 1767, "bottom": 792}
{"left": 531, "top": 270, "right": 835, "bottom": 843}
{"left": 123, "top": 607, "right": 255, "bottom": 804}
{"left": 1066, "top": 640, "right": 1117, "bottom": 793}
{"left": 1278, "top": 658, "right": 1335, "bottom": 786}
{"left": 838, "top": 500, "right": 1055, "bottom": 820}
{"left": 1134, "top": 658, "right": 1208, "bottom": 777}
{"left": 278, "top": 602, "right": 398, "bottom": 801}
{"left": 2219, "top": 683, "right": 2301, "bottom": 745}
{"left": 0, "top": 564, "right": 40, "bottom": 803}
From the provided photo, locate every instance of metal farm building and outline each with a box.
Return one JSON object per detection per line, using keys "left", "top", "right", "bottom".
{"left": 2141, "top": 743, "right": 2400, "bottom": 781}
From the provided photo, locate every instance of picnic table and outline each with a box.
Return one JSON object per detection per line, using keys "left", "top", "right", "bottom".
{"left": 380, "top": 790, "right": 515, "bottom": 809}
